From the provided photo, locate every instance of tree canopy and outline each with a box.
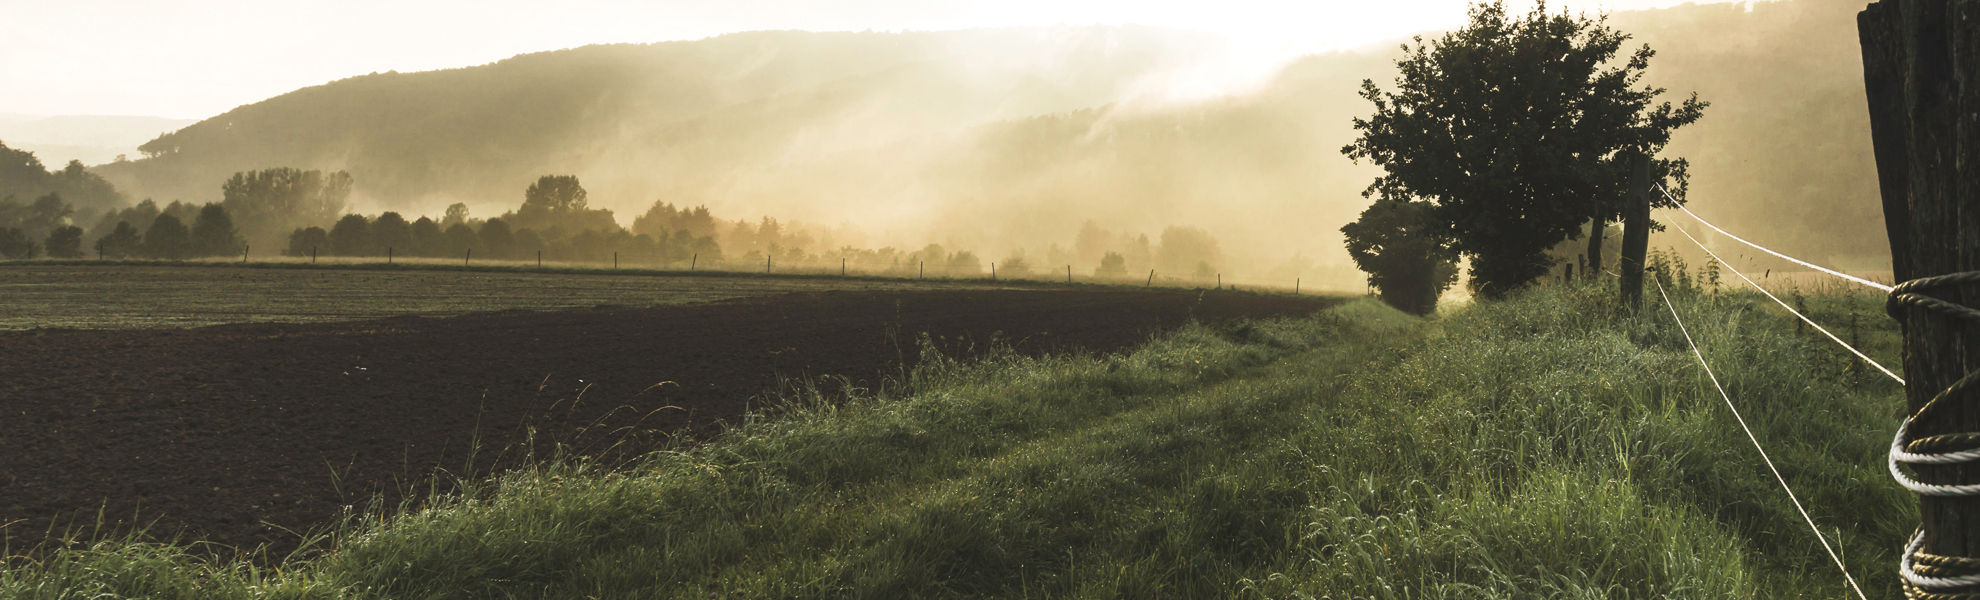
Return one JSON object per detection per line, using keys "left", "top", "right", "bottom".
{"left": 1342, "top": 0, "right": 1705, "bottom": 298}
{"left": 1341, "top": 199, "right": 1459, "bottom": 315}
{"left": 220, "top": 168, "right": 353, "bottom": 251}
{"left": 508, "top": 175, "right": 617, "bottom": 233}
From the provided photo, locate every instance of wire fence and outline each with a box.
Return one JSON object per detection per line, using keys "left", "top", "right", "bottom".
{"left": 1650, "top": 182, "right": 1980, "bottom": 598}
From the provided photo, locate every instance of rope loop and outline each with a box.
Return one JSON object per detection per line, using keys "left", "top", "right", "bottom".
{"left": 1889, "top": 270, "right": 1980, "bottom": 597}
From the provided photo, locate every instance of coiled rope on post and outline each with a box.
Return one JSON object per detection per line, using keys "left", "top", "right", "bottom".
{"left": 1653, "top": 279, "right": 1869, "bottom": 600}
{"left": 1886, "top": 271, "right": 1980, "bottom": 599}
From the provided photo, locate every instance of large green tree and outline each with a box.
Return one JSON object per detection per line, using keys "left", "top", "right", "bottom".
{"left": 1342, "top": 199, "right": 1459, "bottom": 315}
{"left": 1342, "top": 0, "right": 1705, "bottom": 298}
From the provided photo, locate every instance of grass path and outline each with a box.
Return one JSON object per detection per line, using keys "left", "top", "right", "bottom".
{"left": 4, "top": 284, "right": 1913, "bottom": 598}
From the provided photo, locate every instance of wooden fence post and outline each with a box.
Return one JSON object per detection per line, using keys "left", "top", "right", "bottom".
{"left": 1862, "top": 2, "right": 1980, "bottom": 595}
{"left": 1618, "top": 154, "right": 1652, "bottom": 308}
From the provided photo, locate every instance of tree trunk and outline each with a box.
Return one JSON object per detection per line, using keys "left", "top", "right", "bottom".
{"left": 1618, "top": 156, "right": 1652, "bottom": 308}
{"left": 1862, "top": 0, "right": 1980, "bottom": 591}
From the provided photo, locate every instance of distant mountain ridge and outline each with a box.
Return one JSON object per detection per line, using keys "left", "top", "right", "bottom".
{"left": 89, "top": 0, "right": 1894, "bottom": 272}
{"left": 96, "top": 27, "right": 1223, "bottom": 212}
{"left": 0, "top": 114, "right": 194, "bottom": 167}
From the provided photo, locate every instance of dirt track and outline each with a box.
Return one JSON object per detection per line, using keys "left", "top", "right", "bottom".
{"left": 0, "top": 288, "right": 1337, "bottom": 559}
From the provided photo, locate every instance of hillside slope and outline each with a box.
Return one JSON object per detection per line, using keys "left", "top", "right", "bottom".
{"left": 95, "top": 27, "right": 1220, "bottom": 211}
{"left": 93, "top": 0, "right": 1891, "bottom": 275}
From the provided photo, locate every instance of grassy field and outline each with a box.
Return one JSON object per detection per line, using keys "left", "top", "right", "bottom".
{"left": 0, "top": 262, "right": 1054, "bottom": 330}
{"left": 2, "top": 280, "right": 1911, "bottom": 598}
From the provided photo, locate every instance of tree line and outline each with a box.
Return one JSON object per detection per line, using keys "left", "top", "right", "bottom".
{"left": 10, "top": 164, "right": 1242, "bottom": 284}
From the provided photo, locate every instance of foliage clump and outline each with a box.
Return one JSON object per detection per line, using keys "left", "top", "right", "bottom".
{"left": 1341, "top": 198, "right": 1458, "bottom": 315}
{"left": 1343, "top": 0, "right": 1705, "bottom": 298}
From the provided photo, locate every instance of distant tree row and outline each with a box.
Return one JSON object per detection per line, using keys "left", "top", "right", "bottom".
{"left": 284, "top": 209, "right": 721, "bottom": 264}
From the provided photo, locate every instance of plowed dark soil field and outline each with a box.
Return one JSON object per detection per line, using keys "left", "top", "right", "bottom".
{"left": 1, "top": 287, "right": 1337, "bottom": 560}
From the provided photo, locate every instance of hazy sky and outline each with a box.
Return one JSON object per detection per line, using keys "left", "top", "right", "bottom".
{"left": 4, "top": 0, "right": 1701, "bottom": 120}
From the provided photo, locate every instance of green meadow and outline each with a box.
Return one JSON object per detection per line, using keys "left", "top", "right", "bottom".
{"left": 3, "top": 281, "right": 1910, "bottom": 599}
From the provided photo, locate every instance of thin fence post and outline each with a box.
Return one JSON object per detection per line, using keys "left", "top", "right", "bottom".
{"left": 1067, "top": 265, "right": 1072, "bottom": 284}
{"left": 691, "top": 254, "right": 697, "bottom": 270}
{"left": 1217, "top": 273, "right": 1221, "bottom": 289}
{"left": 919, "top": 261, "right": 924, "bottom": 279}
{"left": 538, "top": 250, "right": 541, "bottom": 267}
{"left": 466, "top": 249, "right": 471, "bottom": 266}
{"left": 1619, "top": 154, "right": 1652, "bottom": 308}
{"left": 1296, "top": 278, "right": 1300, "bottom": 295}
{"left": 767, "top": 255, "right": 772, "bottom": 273}
{"left": 387, "top": 247, "right": 392, "bottom": 265}
{"left": 1147, "top": 270, "right": 1154, "bottom": 287}
{"left": 614, "top": 252, "right": 618, "bottom": 269}
{"left": 991, "top": 262, "right": 996, "bottom": 281}
{"left": 244, "top": 245, "right": 249, "bottom": 263}
{"left": 842, "top": 257, "right": 846, "bottom": 276}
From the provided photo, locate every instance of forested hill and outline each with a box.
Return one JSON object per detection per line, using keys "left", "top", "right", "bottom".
{"left": 94, "top": 0, "right": 1892, "bottom": 272}
{"left": 93, "top": 26, "right": 1220, "bottom": 211}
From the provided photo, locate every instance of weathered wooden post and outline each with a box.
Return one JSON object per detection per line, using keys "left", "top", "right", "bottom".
{"left": 1618, "top": 154, "right": 1652, "bottom": 308}
{"left": 1861, "top": 2, "right": 1980, "bottom": 595}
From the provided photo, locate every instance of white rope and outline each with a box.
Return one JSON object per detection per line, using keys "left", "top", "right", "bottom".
{"left": 1656, "top": 183, "right": 1893, "bottom": 292}
{"left": 1889, "top": 419, "right": 1980, "bottom": 496}
{"left": 1664, "top": 214, "right": 1906, "bottom": 385}
{"left": 1903, "top": 529, "right": 1980, "bottom": 588}
{"left": 1654, "top": 280, "right": 1869, "bottom": 600}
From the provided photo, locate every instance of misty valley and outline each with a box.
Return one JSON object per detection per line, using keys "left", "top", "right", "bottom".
{"left": 0, "top": 0, "right": 1959, "bottom": 597}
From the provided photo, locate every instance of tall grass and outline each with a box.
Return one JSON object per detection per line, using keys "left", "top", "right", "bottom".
{"left": 2, "top": 283, "right": 1910, "bottom": 598}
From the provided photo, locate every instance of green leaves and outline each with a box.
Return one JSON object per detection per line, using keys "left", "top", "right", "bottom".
{"left": 1344, "top": 0, "right": 1706, "bottom": 298}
